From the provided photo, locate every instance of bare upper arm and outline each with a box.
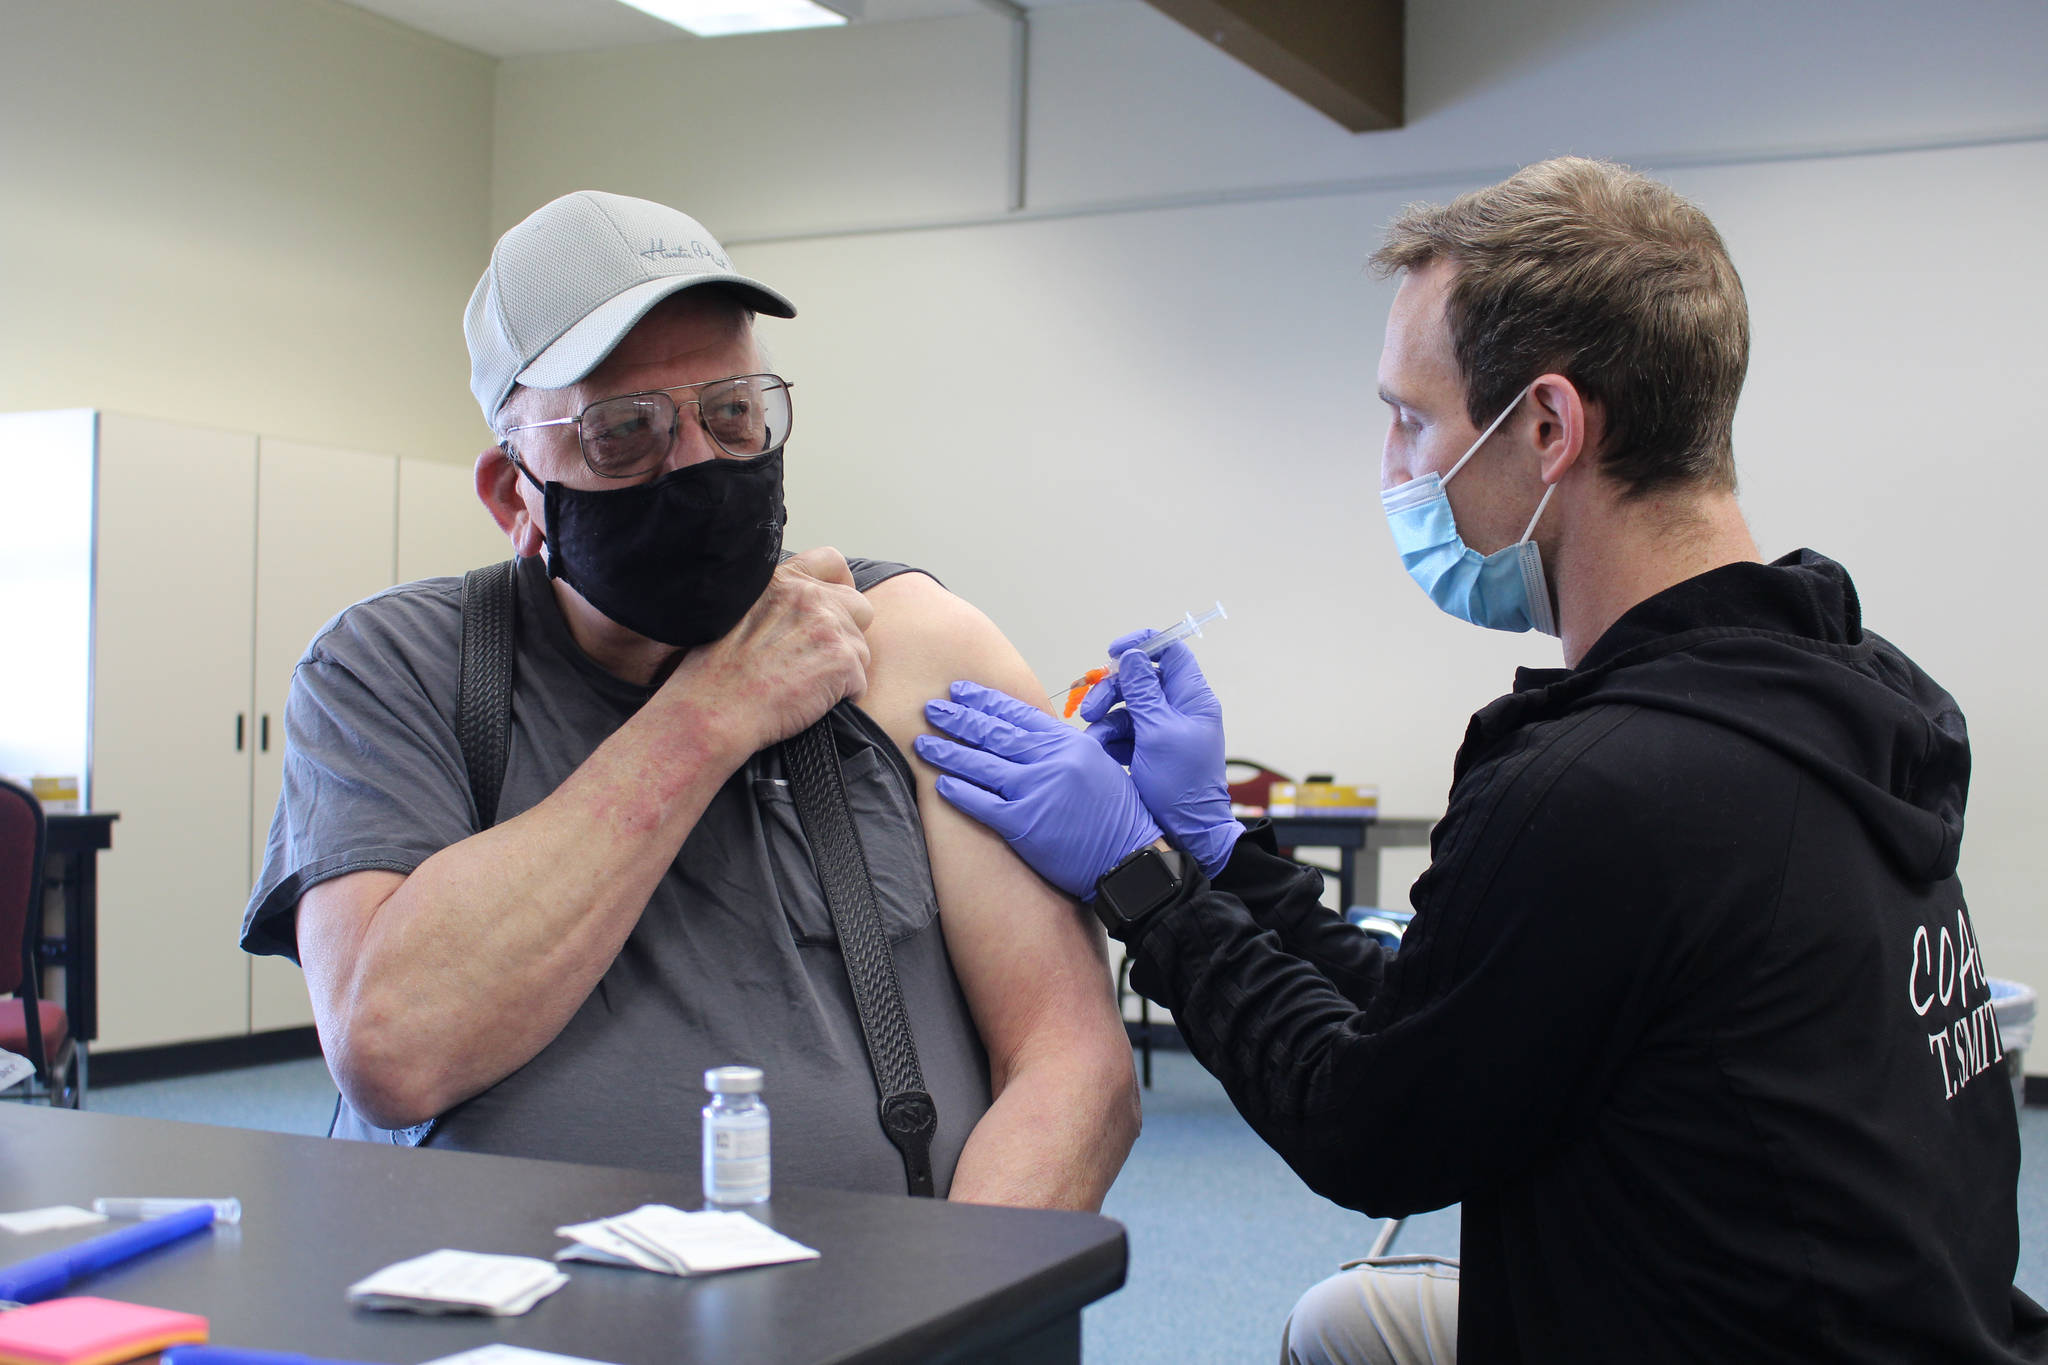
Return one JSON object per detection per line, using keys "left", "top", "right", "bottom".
{"left": 858, "top": 572, "right": 1118, "bottom": 1080}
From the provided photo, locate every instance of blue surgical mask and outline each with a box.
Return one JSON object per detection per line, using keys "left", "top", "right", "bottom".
{"left": 1380, "top": 385, "right": 1558, "bottom": 636}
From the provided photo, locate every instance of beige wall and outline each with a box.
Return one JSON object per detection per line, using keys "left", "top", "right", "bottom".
{"left": 491, "top": 13, "right": 1014, "bottom": 242}
{"left": 0, "top": 0, "right": 495, "bottom": 463}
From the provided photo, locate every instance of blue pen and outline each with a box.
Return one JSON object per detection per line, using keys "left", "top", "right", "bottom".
{"left": 0, "top": 1202, "right": 215, "bottom": 1304}
{"left": 162, "top": 1352, "right": 392, "bottom": 1365}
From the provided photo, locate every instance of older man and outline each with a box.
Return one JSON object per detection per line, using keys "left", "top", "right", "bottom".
{"left": 241, "top": 191, "right": 1137, "bottom": 1208}
{"left": 920, "top": 158, "right": 2048, "bottom": 1358}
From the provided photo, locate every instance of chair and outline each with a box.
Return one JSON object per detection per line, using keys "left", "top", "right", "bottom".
{"left": 0, "top": 779, "right": 81, "bottom": 1106}
{"left": 1225, "top": 757, "right": 1292, "bottom": 816}
{"left": 1227, "top": 757, "right": 1301, "bottom": 863}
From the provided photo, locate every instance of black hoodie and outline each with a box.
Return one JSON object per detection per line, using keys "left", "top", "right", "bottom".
{"left": 1127, "top": 550, "right": 2048, "bottom": 1362}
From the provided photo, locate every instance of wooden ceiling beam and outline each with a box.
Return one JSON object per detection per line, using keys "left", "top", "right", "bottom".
{"left": 1137, "top": 0, "right": 1403, "bottom": 133}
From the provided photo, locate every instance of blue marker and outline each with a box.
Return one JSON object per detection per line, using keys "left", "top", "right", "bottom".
{"left": 162, "top": 1352, "right": 392, "bottom": 1365}
{"left": 0, "top": 1202, "right": 215, "bottom": 1304}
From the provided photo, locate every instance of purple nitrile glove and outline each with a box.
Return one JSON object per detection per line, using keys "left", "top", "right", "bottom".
{"left": 916, "top": 680, "right": 1163, "bottom": 902}
{"left": 1078, "top": 631, "right": 1242, "bottom": 878}
{"left": 1073, "top": 628, "right": 1159, "bottom": 734}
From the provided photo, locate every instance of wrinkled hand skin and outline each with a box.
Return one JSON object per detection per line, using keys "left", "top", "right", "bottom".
{"left": 672, "top": 547, "right": 876, "bottom": 754}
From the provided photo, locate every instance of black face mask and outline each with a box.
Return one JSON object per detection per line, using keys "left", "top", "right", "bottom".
{"left": 522, "top": 450, "right": 786, "bottom": 649}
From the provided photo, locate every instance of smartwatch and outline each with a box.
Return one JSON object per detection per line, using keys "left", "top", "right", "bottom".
{"left": 1092, "top": 845, "right": 1187, "bottom": 939}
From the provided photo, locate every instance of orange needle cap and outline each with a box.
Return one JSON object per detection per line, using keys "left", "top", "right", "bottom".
{"left": 1061, "top": 667, "right": 1110, "bottom": 718}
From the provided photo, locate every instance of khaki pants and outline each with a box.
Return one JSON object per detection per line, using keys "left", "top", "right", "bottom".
{"left": 1279, "top": 1255, "right": 1461, "bottom": 1365}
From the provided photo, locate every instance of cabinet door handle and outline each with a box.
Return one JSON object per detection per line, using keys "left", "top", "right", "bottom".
{"left": 260, "top": 714, "right": 271, "bottom": 752}
{"left": 236, "top": 714, "right": 245, "bottom": 751}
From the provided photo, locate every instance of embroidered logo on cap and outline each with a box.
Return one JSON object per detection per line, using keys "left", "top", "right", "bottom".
{"left": 641, "top": 237, "right": 731, "bottom": 270}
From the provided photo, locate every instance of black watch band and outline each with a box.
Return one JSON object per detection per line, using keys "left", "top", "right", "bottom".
{"left": 1093, "top": 846, "right": 1187, "bottom": 938}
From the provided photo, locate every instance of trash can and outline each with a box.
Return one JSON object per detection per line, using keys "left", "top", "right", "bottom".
{"left": 1990, "top": 978, "right": 2037, "bottom": 1111}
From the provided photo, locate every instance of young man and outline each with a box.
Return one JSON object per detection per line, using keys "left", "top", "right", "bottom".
{"left": 919, "top": 158, "right": 2048, "bottom": 1358}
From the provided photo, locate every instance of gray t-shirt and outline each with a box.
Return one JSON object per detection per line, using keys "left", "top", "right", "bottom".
{"left": 243, "top": 554, "right": 992, "bottom": 1195}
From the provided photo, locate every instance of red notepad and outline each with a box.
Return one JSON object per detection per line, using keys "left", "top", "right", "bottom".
{"left": 0, "top": 1297, "right": 208, "bottom": 1365}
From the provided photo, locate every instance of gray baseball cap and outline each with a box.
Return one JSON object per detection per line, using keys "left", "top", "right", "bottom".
{"left": 465, "top": 190, "right": 797, "bottom": 425}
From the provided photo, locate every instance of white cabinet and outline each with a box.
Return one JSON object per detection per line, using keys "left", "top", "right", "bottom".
{"left": 1, "top": 410, "right": 502, "bottom": 1052}
{"left": 248, "top": 440, "right": 400, "bottom": 1034}
{"left": 246, "top": 447, "right": 506, "bottom": 1036}
{"left": 92, "top": 415, "right": 261, "bottom": 1048}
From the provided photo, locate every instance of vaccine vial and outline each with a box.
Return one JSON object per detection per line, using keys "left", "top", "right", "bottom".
{"left": 702, "top": 1065, "right": 771, "bottom": 1207}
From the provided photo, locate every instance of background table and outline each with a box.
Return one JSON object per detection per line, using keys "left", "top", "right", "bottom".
{"left": 42, "top": 811, "right": 116, "bottom": 1050}
{"left": 1262, "top": 814, "right": 1434, "bottom": 911}
{"left": 0, "top": 1106, "right": 1125, "bottom": 1364}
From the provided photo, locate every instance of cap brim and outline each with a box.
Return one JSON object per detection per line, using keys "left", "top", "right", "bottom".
{"left": 516, "top": 273, "right": 797, "bottom": 392}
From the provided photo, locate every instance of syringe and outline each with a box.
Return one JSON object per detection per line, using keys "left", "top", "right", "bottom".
{"left": 1059, "top": 601, "right": 1227, "bottom": 718}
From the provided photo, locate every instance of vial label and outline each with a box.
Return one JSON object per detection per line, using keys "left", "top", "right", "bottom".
{"left": 705, "top": 1118, "right": 770, "bottom": 1204}
{"left": 714, "top": 1125, "right": 768, "bottom": 1164}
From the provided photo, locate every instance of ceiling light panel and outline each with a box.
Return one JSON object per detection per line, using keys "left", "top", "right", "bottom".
{"left": 616, "top": 0, "right": 851, "bottom": 36}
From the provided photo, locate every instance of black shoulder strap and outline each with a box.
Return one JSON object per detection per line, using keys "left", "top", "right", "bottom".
{"left": 457, "top": 559, "right": 519, "bottom": 830}
{"left": 779, "top": 720, "right": 939, "bottom": 1197}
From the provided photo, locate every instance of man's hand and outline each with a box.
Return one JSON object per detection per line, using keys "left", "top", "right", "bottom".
{"left": 673, "top": 548, "right": 875, "bottom": 753}
{"left": 917, "top": 681, "right": 1162, "bottom": 901}
{"left": 1079, "top": 636, "right": 1242, "bottom": 877}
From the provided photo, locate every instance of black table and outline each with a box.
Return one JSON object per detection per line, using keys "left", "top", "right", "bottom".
{"left": 0, "top": 1107, "right": 1126, "bottom": 1363}
{"left": 1262, "top": 814, "right": 1434, "bottom": 910}
{"left": 42, "top": 811, "right": 116, "bottom": 1049}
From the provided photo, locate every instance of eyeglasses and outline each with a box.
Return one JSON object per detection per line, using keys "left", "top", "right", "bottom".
{"left": 499, "top": 373, "right": 793, "bottom": 479}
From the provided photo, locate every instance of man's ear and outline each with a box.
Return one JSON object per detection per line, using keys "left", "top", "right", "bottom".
{"left": 476, "top": 445, "right": 543, "bottom": 556}
{"left": 1526, "top": 373, "right": 1594, "bottom": 485}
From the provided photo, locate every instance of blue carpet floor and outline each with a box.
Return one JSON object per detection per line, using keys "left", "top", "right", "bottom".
{"left": 87, "top": 1049, "right": 2048, "bottom": 1363}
